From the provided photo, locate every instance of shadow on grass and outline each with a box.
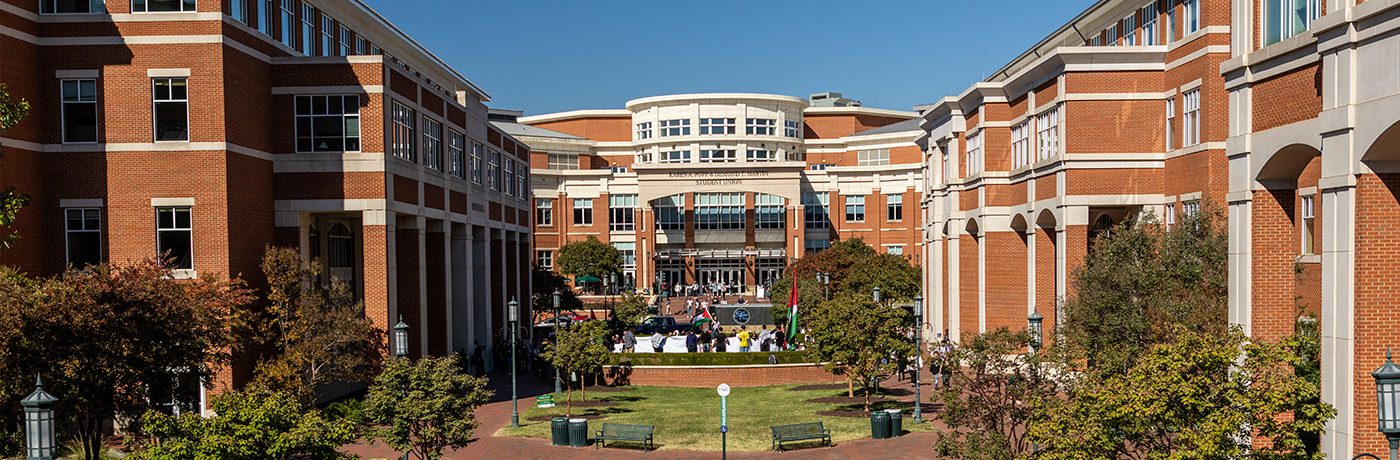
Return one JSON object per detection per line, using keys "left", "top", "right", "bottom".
{"left": 525, "top": 406, "right": 637, "bottom": 422}
{"left": 597, "top": 395, "right": 644, "bottom": 403}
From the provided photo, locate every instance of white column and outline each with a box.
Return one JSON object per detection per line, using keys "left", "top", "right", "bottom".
{"left": 977, "top": 228, "right": 986, "bottom": 334}
{"left": 946, "top": 219, "right": 961, "bottom": 342}
{"left": 1319, "top": 179, "right": 1356, "bottom": 460}
{"left": 1026, "top": 225, "right": 1036, "bottom": 317}
{"left": 414, "top": 216, "right": 429, "bottom": 357}
{"left": 1226, "top": 197, "right": 1253, "bottom": 333}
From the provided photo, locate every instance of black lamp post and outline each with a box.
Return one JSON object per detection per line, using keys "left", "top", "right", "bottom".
{"left": 912, "top": 295, "right": 924, "bottom": 423}
{"left": 552, "top": 288, "right": 562, "bottom": 394}
{"left": 1373, "top": 346, "right": 1400, "bottom": 460}
{"left": 21, "top": 375, "right": 57, "bottom": 460}
{"left": 390, "top": 316, "right": 409, "bottom": 460}
{"left": 816, "top": 272, "right": 830, "bottom": 300}
{"left": 1028, "top": 311, "right": 1044, "bottom": 354}
{"left": 509, "top": 297, "right": 520, "bottom": 428}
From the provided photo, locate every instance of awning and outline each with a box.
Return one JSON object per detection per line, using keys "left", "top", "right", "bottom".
{"left": 575, "top": 275, "right": 602, "bottom": 283}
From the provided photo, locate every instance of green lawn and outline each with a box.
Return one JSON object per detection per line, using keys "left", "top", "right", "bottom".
{"left": 495, "top": 384, "right": 929, "bottom": 452}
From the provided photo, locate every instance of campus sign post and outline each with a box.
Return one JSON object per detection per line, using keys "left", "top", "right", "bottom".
{"left": 717, "top": 383, "right": 730, "bottom": 460}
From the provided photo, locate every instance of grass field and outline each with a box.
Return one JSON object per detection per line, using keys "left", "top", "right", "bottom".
{"left": 495, "top": 384, "right": 928, "bottom": 452}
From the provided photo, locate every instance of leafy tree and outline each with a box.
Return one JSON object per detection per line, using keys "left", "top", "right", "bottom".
{"left": 1029, "top": 328, "right": 1334, "bottom": 460}
{"left": 132, "top": 389, "right": 355, "bottom": 460}
{"left": 542, "top": 320, "right": 610, "bottom": 414}
{"left": 531, "top": 267, "right": 582, "bottom": 316}
{"left": 1062, "top": 208, "right": 1227, "bottom": 375}
{"left": 803, "top": 292, "right": 914, "bottom": 410}
{"left": 249, "top": 247, "right": 384, "bottom": 404}
{"left": 363, "top": 356, "right": 492, "bottom": 460}
{"left": 611, "top": 292, "right": 648, "bottom": 329}
{"left": 932, "top": 329, "right": 1055, "bottom": 460}
{"left": 0, "top": 84, "right": 27, "bottom": 131}
{"left": 0, "top": 83, "right": 32, "bottom": 250}
{"left": 0, "top": 259, "right": 254, "bottom": 459}
{"left": 555, "top": 236, "right": 622, "bottom": 284}
{"left": 843, "top": 252, "right": 921, "bottom": 304}
{"left": 769, "top": 239, "right": 918, "bottom": 338}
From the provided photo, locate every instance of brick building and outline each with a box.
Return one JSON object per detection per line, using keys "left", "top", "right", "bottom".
{"left": 505, "top": 93, "right": 923, "bottom": 295}
{"left": 0, "top": 0, "right": 531, "bottom": 411}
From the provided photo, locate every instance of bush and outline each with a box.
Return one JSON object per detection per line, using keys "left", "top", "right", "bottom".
{"left": 607, "top": 351, "right": 810, "bottom": 366}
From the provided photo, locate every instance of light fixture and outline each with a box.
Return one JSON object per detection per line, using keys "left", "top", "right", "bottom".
{"left": 21, "top": 374, "right": 57, "bottom": 460}
{"left": 392, "top": 315, "right": 409, "bottom": 358}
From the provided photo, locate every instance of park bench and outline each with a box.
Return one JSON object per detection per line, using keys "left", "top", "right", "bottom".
{"left": 594, "top": 422, "right": 655, "bottom": 451}
{"left": 770, "top": 421, "right": 832, "bottom": 451}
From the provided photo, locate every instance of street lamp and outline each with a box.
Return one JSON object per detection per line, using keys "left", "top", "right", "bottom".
{"left": 816, "top": 272, "right": 830, "bottom": 300}
{"left": 21, "top": 374, "right": 57, "bottom": 460}
{"left": 1028, "top": 311, "right": 1044, "bottom": 353}
{"left": 872, "top": 286, "right": 881, "bottom": 304}
{"left": 509, "top": 297, "right": 521, "bottom": 428}
{"left": 1372, "top": 346, "right": 1400, "bottom": 460}
{"left": 912, "top": 295, "right": 924, "bottom": 423}
{"left": 552, "top": 288, "right": 563, "bottom": 394}
{"left": 392, "top": 315, "right": 409, "bottom": 358}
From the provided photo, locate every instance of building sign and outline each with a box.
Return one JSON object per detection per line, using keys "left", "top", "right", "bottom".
{"left": 668, "top": 171, "right": 771, "bottom": 186}
{"left": 733, "top": 308, "right": 751, "bottom": 325}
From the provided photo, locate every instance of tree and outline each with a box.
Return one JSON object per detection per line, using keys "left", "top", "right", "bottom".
{"left": 0, "top": 83, "right": 32, "bottom": 250}
{"left": 769, "top": 239, "right": 918, "bottom": 339}
{"left": 554, "top": 237, "right": 622, "bottom": 285}
{"left": 249, "top": 247, "right": 384, "bottom": 404}
{"left": 542, "top": 320, "right": 610, "bottom": 414}
{"left": 803, "top": 292, "right": 914, "bottom": 410}
{"left": 0, "top": 259, "right": 254, "bottom": 459}
{"left": 363, "top": 356, "right": 492, "bottom": 460}
{"left": 1062, "top": 208, "right": 1227, "bottom": 375}
{"left": 1029, "top": 328, "right": 1334, "bottom": 460}
{"left": 932, "top": 329, "right": 1056, "bottom": 460}
{"left": 132, "top": 389, "right": 356, "bottom": 460}
{"left": 532, "top": 267, "right": 583, "bottom": 316}
{"left": 611, "top": 292, "right": 648, "bottom": 330}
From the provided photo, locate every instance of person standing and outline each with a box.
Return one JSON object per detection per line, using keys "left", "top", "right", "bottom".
{"left": 685, "top": 329, "right": 698, "bottom": 353}
{"left": 699, "top": 327, "right": 713, "bottom": 353}
{"left": 737, "top": 327, "right": 751, "bottom": 352}
{"left": 715, "top": 327, "right": 728, "bottom": 353}
{"left": 651, "top": 331, "right": 666, "bottom": 353}
{"left": 622, "top": 329, "right": 636, "bottom": 353}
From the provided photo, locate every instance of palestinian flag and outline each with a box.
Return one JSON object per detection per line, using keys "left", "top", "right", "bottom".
{"left": 694, "top": 307, "right": 715, "bottom": 326}
{"left": 787, "top": 275, "right": 799, "bottom": 349}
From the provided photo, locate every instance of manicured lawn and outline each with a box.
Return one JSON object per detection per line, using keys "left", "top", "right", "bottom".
{"left": 495, "top": 384, "right": 929, "bottom": 452}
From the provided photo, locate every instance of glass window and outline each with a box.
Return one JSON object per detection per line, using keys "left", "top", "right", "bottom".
{"left": 1265, "top": 0, "right": 1322, "bottom": 46}
{"left": 1107, "top": 24, "right": 1120, "bottom": 46}
{"left": 517, "top": 161, "right": 529, "bottom": 199}
{"left": 1165, "top": 202, "right": 1177, "bottom": 228}
{"left": 886, "top": 194, "right": 903, "bottom": 221}
{"left": 320, "top": 14, "right": 334, "bottom": 57}
{"left": 1143, "top": 2, "right": 1159, "bottom": 45}
{"left": 132, "top": 0, "right": 194, "bottom": 13}
{"left": 503, "top": 159, "right": 515, "bottom": 196}
{"left": 152, "top": 78, "right": 188, "bottom": 142}
{"left": 449, "top": 130, "right": 466, "bottom": 178}
{"left": 785, "top": 120, "right": 801, "bottom": 138}
{"left": 695, "top": 193, "right": 744, "bottom": 230}
{"left": 1167, "top": 0, "right": 1177, "bottom": 42}
{"left": 355, "top": 36, "right": 368, "bottom": 55}
{"left": 65, "top": 208, "right": 101, "bottom": 267}
{"left": 699, "top": 149, "right": 736, "bottom": 163}
{"left": 660, "top": 119, "right": 690, "bottom": 137}
{"left": 1183, "top": 89, "right": 1201, "bottom": 147}
{"left": 746, "top": 149, "right": 776, "bottom": 162}
{"left": 803, "top": 192, "right": 830, "bottom": 230}
{"left": 965, "top": 131, "right": 983, "bottom": 175}
{"left": 1183, "top": 200, "right": 1201, "bottom": 217}
{"left": 746, "top": 118, "right": 776, "bottom": 136}
{"left": 844, "top": 195, "right": 865, "bottom": 223}
{"left": 635, "top": 121, "right": 652, "bottom": 140}
{"left": 805, "top": 238, "right": 831, "bottom": 254}
{"left": 300, "top": 4, "right": 315, "bottom": 55}
{"left": 390, "top": 102, "right": 416, "bottom": 162}
{"left": 61, "top": 79, "right": 98, "bottom": 143}
{"left": 1184, "top": 0, "right": 1200, "bottom": 34}
{"left": 1036, "top": 107, "right": 1059, "bottom": 161}
{"left": 470, "top": 141, "right": 483, "bottom": 183}
{"left": 611, "top": 166, "right": 628, "bottom": 174}
{"left": 1166, "top": 97, "right": 1177, "bottom": 151}
{"left": 536, "top": 199, "right": 553, "bottom": 226}
{"left": 537, "top": 250, "right": 552, "bottom": 269}
{"left": 613, "top": 242, "right": 636, "bottom": 268}
{"left": 547, "top": 153, "right": 579, "bottom": 170}
{"left": 609, "top": 194, "right": 637, "bottom": 232}
{"left": 257, "top": 0, "right": 271, "bottom": 35}
{"left": 422, "top": 117, "right": 443, "bottom": 170}
{"left": 279, "top": 0, "right": 295, "bottom": 48}
{"left": 655, "top": 195, "right": 684, "bottom": 231}
{"left": 1011, "top": 120, "right": 1031, "bottom": 169}
{"left": 295, "top": 95, "right": 360, "bottom": 152}
{"left": 1301, "top": 194, "right": 1316, "bottom": 254}
{"left": 488, "top": 151, "right": 501, "bottom": 191}
{"left": 810, "top": 164, "right": 830, "bottom": 171}
{"left": 339, "top": 25, "right": 351, "bottom": 56}
{"left": 660, "top": 150, "right": 691, "bottom": 163}
{"left": 755, "top": 194, "right": 784, "bottom": 229}
{"left": 572, "top": 198, "right": 593, "bottom": 226}
{"left": 44, "top": 0, "right": 105, "bottom": 13}
{"left": 326, "top": 223, "right": 353, "bottom": 272}
{"left": 887, "top": 245, "right": 904, "bottom": 256}
{"left": 156, "top": 207, "right": 193, "bottom": 270}
{"left": 1124, "top": 14, "right": 1138, "bottom": 46}
{"left": 858, "top": 148, "right": 890, "bottom": 166}
{"left": 699, "top": 118, "right": 735, "bottom": 135}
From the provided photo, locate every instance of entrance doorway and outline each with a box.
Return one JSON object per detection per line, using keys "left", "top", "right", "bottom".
{"left": 756, "top": 257, "right": 785, "bottom": 290}
{"left": 696, "top": 258, "right": 745, "bottom": 294}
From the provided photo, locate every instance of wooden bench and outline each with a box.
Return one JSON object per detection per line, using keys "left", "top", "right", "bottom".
{"left": 771, "top": 421, "right": 832, "bottom": 451}
{"left": 594, "top": 423, "right": 655, "bottom": 451}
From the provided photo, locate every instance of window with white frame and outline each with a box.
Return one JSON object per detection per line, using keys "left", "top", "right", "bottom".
{"left": 700, "top": 118, "right": 735, "bottom": 135}
{"left": 355, "top": 36, "right": 368, "bottom": 55}
{"left": 132, "top": 0, "right": 194, "bottom": 13}
{"left": 339, "top": 25, "right": 351, "bottom": 56}
{"left": 572, "top": 198, "right": 593, "bottom": 226}
{"left": 611, "top": 166, "right": 627, "bottom": 174}
{"left": 1090, "top": 35, "right": 1103, "bottom": 46}
{"left": 660, "top": 119, "right": 690, "bottom": 137}
{"left": 746, "top": 149, "right": 776, "bottom": 162}
{"left": 1167, "top": 0, "right": 1178, "bottom": 42}
{"left": 1011, "top": 120, "right": 1031, "bottom": 168}
{"left": 1183, "top": 199, "right": 1200, "bottom": 217}
{"left": 45, "top": 0, "right": 104, "bottom": 14}
{"left": 547, "top": 153, "right": 578, "bottom": 170}
{"left": 803, "top": 192, "right": 830, "bottom": 229}
{"left": 1037, "top": 107, "right": 1060, "bottom": 161}
{"left": 887, "top": 245, "right": 904, "bottom": 256}
{"left": 844, "top": 195, "right": 866, "bottom": 223}
{"left": 940, "top": 141, "right": 953, "bottom": 183}
{"left": 609, "top": 194, "right": 637, "bottom": 232}
{"left": 858, "top": 148, "right": 891, "bottom": 166}
{"left": 156, "top": 207, "right": 193, "bottom": 270}
{"left": 422, "top": 117, "right": 443, "bottom": 170}
{"left": 61, "top": 79, "right": 98, "bottom": 143}
{"left": 487, "top": 151, "right": 501, "bottom": 190}
{"left": 886, "top": 194, "right": 903, "bottom": 221}
{"left": 1264, "top": 0, "right": 1322, "bottom": 46}
{"left": 614, "top": 242, "right": 636, "bottom": 268}
{"left": 635, "top": 121, "right": 652, "bottom": 140}
{"left": 1166, "top": 97, "right": 1177, "bottom": 151}
{"left": 1165, "top": 202, "right": 1177, "bottom": 228}
{"left": 536, "top": 250, "right": 552, "bottom": 269}
{"left": 517, "top": 161, "right": 527, "bottom": 198}
{"left": 965, "top": 131, "right": 983, "bottom": 175}
{"left": 1143, "top": 2, "right": 1159, "bottom": 45}
{"left": 536, "top": 199, "right": 553, "bottom": 226}
{"left": 1183, "top": 89, "right": 1201, "bottom": 146}
{"left": 300, "top": 4, "right": 314, "bottom": 54}
{"left": 295, "top": 95, "right": 360, "bottom": 152}
{"left": 1184, "top": 0, "right": 1200, "bottom": 34}
{"left": 1124, "top": 14, "right": 1138, "bottom": 45}
{"left": 256, "top": 0, "right": 272, "bottom": 35}
{"left": 152, "top": 78, "right": 189, "bottom": 142}
{"left": 278, "top": 0, "right": 295, "bottom": 48}
{"left": 1107, "top": 24, "right": 1119, "bottom": 45}
{"left": 470, "top": 141, "right": 483, "bottom": 183}
{"left": 746, "top": 118, "right": 776, "bottom": 136}
{"left": 503, "top": 159, "right": 515, "bottom": 196}
{"left": 1301, "top": 194, "right": 1316, "bottom": 254}
{"left": 661, "top": 150, "right": 691, "bottom": 163}
{"left": 755, "top": 194, "right": 784, "bottom": 229}
{"left": 785, "top": 120, "right": 801, "bottom": 137}
{"left": 65, "top": 208, "right": 101, "bottom": 267}
{"left": 700, "top": 149, "right": 737, "bottom": 163}
{"left": 449, "top": 130, "right": 466, "bottom": 178}
{"left": 695, "top": 193, "right": 744, "bottom": 230}
{"left": 320, "top": 14, "right": 333, "bottom": 56}
{"left": 390, "top": 102, "right": 415, "bottom": 162}
{"left": 655, "top": 195, "right": 684, "bottom": 230}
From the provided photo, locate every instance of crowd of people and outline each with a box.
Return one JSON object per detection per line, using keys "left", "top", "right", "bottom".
{"left": 612, "top": 323, "right": 797, "bottom": 354}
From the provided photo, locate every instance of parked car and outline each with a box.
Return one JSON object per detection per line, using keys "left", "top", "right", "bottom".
{"left": 634, "top": 315, "right": 693, "bottom": 335}
{"left": 533, "top": 316, "right": 573, "bottom": 328}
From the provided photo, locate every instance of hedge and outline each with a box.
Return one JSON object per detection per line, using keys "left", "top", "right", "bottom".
{"left": 605, "top": 351, "right": 812, "bottom": 366}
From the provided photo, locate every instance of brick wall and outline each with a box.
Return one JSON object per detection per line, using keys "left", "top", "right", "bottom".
{"left": 960, "top": 233, "right": 980, "bottom": 335}
{"left": 1353, "top": 173, "right": 1400, "bottom": 455}
{"left": 984, "top": 231, "right": 1028, "bottom": 333}
{"left": 1251, "top": 64, "right": 1322, "bottom": 132}
{"left": 1250, "top": 189, "right": 1296, "bottom": 342}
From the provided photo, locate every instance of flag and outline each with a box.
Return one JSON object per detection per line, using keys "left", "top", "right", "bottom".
{"left": 787, "top": 274, "right": 799, "bottom": 349}
{"left": 694, "top": 306, "right": 715, "bottom": 325}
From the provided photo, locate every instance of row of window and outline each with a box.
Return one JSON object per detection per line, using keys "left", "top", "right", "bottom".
{"left": 57, "top": 77, "right": 189, "bottom": 143}
{"left": 1087, "top": 0, "right": 1200, "bottom": 47}
{"left": 644, "top": 149, "right": 790, "bottom": 164}
{"left": 63, "top": 207, "right": 193, "bottom": 270}
{"left": 388, "top": 102, "right": 527, "bottom": 198}
{"left": 222, "top": 0, "right": 387, "bottom": 58}
{"left": 638, "top": 118, "right": 801, "bottom": 140}
{"left": 537, "top": 193, "right": 903, "bottom": 230}
{"left": 41, "top": 0, "right": 193, "bottom": 14}
{"left": 536, "top": 242, "right": 903, "bottom": 269}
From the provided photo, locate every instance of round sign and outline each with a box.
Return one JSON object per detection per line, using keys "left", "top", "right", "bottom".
{"left": 716, "top": 383, "right": 731, "bottom": 397}
{"left": 732, "top": 308, "right": 751, "bottom": 325}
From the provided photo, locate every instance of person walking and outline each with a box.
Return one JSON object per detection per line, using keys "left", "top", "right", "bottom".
{"left": 715, "top": 327, "right": 728, "bottom": 353}
{"left": 699, "top": 327, "right": 713, "bottom": 353}
{"left": 685, "top": 329, "right": 698, "bottom": 353}
{"left": 622, "top": 329, "right": 636, "bottom": 353}
{"left": 737, "top": 327, "right": 751, "bottom": 352}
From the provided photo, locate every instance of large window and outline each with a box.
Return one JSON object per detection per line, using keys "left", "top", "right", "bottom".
{"left": 1183, "top": 199, "right": 1201, "bottom": 217}
{"left": 1167, "top": 0, "right": 1177, "bottom": 42}
{"left": 488, "top": 151, "right": 501, "bottom": 191}
{"left": 536, "top": 199, "right": 553, "bottom": 226}
{"left": 635, "top": 122, "right": 652, "bottom": 140}
{"left": 699, "top": 149, "right": 736, "bottom": 163}
{"left": 1166, "top": 97, "right": 1177, "bottom": 151}
{"left": 152, "top": 78, "right": 188, "bottom": 142}
{"left": 156, "top": 207, "right": 193, "bottom": 270}
{"left": 536, "top": 250, "right": 552, "bottom": 269}
{"left": 1143, "top": 2, "right": 1159, "bottom": 45}
{"left": 278, "top": 0, "right": 295, "bottom": 48}
{"left": 965, "top": 131, "right": 983, "bottom": 175}
{"left": 755, "top": 194, "right": 784, "bottom": 230}
{"left": 470, "top": 141, "right": 483, "bottom": 184}
{"left": 803, "top": 192, "right": 830, "bottom": 230}
{"left": 547, "top": 153, "right": 578, "bottom": 170}
{"left": 1184, "top": 0, "right": 1200, "bottom": 34}
{"left": 660, "top": 150, "right": 691, "bottom": 163}
{"left": 746, "top": 118, "right": 776, "bottom": 136}
{"left": 1036, "top": 107, "right": 1059, "bottom": 161}
{"left": 449, "top": 130, "right": 466, "bottom": 178}
{"left": 1183, "top": 89, "right": 1201, "bottom": 147}
{"left": 941, "top": 143, "right": 953, "bottom": 184}
{"left": 700, "top": 118, "right": 735, "bottom": 135}
{"left": 1165, "top": 202, "right": 1177, "bottom": 228}
{"left": 660, "top": 119, "right": 690, "bottom": 137}
{"left": 132, "top": 0, "right": 194, "bottom": 13}
{"left": 44, "top": 0, "right": 104, "bottom": 13}
{"left": 746, "top": 149, "right": 776, "bottom": 162}
{"left": 609, "top": 194, "right": 637, "bottom": 232}
{"left": 1011, "top": 120, "right": 1031, "bottom": 169}
{"left": 503, "top": 159, "right": 516, "bottom": 197}
{"left": 695, "top": 193, "right": 744, "bottom": 230}
{"left": 572, "top": 198, "right": 593, "bottom": 226}
{"left": 295, "top": 95, "right": 360, "bottom": 152}
{"left": 1107, "top": 24, "right": 1120, "bottom": 46}
{"left": 844, "top": 195, "right": 865, "bottom": 223}
{"left": 858, "top": 148, "right": 890, "bottom": 166}
{"left": 655, "top": 195, "right": 684, "bottom": 231}
{"left": 805, "top": 238, "right": 831, "bottom": 254}
{"left": 257, "top": 0, "right": 271, "bottom": 35}
{"left": 1124, "top": 14, "right": 1138, "bottom": 45}
{"left": 390, "top": 102, "right": 416, "bottom": 162}
{"left": 886, "top": 194, "right": 903, "bottom": 221}
{"left": 785, "top": 120, "right": 801, "bottom": 138}
{"left": 339, "top": 25, "right": 351, "bottom": 56}
{"left": 61, "top": 79, "right": 97, "bottom": 143}
{"left": 1301, "top": 194, "right": 1316, "bottom": 254}
{"left": 1264, "top": 0, "right": 1322, "bottom": 46}
{"left": 320, "top": 14, "right": 334, "bottom": 57}
{"left": 423, "top": 117, "right": 443, "bottom": 170}
{"left": 65, "top": 208, "right": 101, "bottom": 267}
{"left": 300, "top": 4, "right": 314, "bottom": 54}
{"left": 614, "top": 242, "right": 636, "bottom": 269}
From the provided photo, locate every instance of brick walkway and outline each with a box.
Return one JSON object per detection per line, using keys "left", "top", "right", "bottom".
{"left": 343, "top": 369, "right": 947, "bottom": 459}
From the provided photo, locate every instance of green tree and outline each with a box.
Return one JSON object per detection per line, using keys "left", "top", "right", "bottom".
{"left": 555, "top": 236, "right": 622, "bottom": 285}
{"left": 932, "top": 329, "right": 1056, "bottom": 460}
{"left": 363, "top": 356, "right": 492, "bottom": 460}
{"left": 803, "top": 292, "right": 914, "bottom": 410}
{"left": 132, "top": 389, "right": 355, "bottom": 460}
{"left": 542, "top": 320, "right": 610, "bottom": 414}
{"left": 249, "top": 247, "right": 384, "bottom": 405}
{"left": 0, "top": 259, "right": 255, "bottom": 459}
{"left": 0, "top": 83, "right": 32, "bottom": 250}
{"left": 611, "top": 292, "right": 648, "bottom": 329}
{"left": 769, "top": 239, "right": 918, "bottom": 349}
{"left": 1029, "top": 328, "right": 1334, "bottom": 460}
{"left": 532, "top": 267, "right": 583, "bottom": 316}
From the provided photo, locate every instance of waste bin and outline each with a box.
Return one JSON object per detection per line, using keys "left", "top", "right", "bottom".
{"left": 550, "top": 417, "right": 569, "bottom": 446}
{"left": 886, "top": 409, "right": 903, "bottom": 437}
{"left": 870, "top": 410, "right": 891, "bottom": 439}
{"left": 568, "top": 418, "right": 588, "bottom": 448}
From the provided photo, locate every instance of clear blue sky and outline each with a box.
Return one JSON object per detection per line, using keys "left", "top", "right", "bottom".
{"left": 363, "top": 0, "right": 1096, "bottom": 115}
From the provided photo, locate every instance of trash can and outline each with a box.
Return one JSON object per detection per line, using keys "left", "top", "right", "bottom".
{"left": 550, "top": 417, "right": 569, "bottom": 446}
{"left": 568, "top": 418, "right": 588, "bottom": 448}
{"left": 886, "top": 409, "right": 903, "bottom": 437}
{"left": 870, "top": 410, "right": 891, "bottom": 439}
